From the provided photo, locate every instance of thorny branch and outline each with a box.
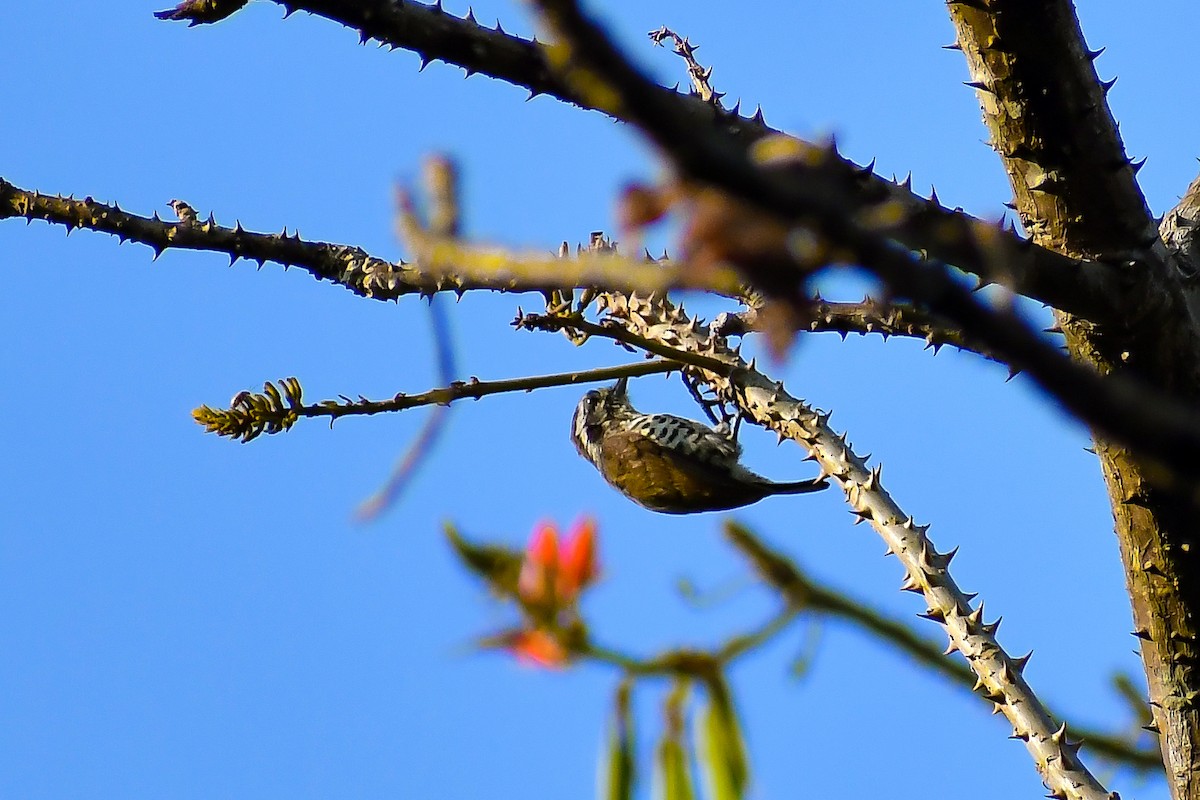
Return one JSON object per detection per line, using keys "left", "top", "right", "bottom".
{"left": 16, "top": 1, "right": 1180, "bottom": 790}
{"left": 0, "top": 179, "right": 736, "bottom": 303}
{"left": 512, "top": 311, "right": 735, "bottom": 377}
{"left": 0, "top": 174, "right": 1002, "bottom": 370}
{"left": 582, "top": 289, "right": 1113, "bottom": 799}
{"left": 717, "top": 297, "right": 1009, "bottom": 365}
{"left": 647, "top": 26, "right": 723, "bottom": 105}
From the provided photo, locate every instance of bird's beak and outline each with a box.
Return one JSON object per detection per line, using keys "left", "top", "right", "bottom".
{"left": 613, "top": 376, "right": 628, "bottom": 397}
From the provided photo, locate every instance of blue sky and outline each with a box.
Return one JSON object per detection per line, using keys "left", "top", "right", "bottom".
{"left": 3, "top": 2, "right": 1195, "bottom": 798}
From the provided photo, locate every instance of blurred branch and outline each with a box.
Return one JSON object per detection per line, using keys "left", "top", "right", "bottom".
{"left": 522, "top": 2, "right": 1200, "bottom": 490}
{"left": 396, "top": 184, "right": 745, "bottom": 298}
{"left": 582, "top": 605, "right": 798, "bottom": 680}
{"left": 405, "top": 162, "right": 1003, "bottom": 365}
{"left": 1112, "top": 672, "right": 1155, "bottom": 730}
{"left": 356, "top": 160, "right": 466, "bottom": 521}
{"left": 723, "top": 521, "right": 1163, "bottom": 774}
{"left": 192, "top": 361, "right": 678, "bottom": 442}
{"left": 355, "top": 295, "right": 457, "bottom": 521}
{"left": 246, "top": 0, "right": 1120, "bottom": 321}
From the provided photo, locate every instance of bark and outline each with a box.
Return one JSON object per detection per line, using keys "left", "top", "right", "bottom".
{"left": 951, "top": 3, "right": 1200, "bottom": 796}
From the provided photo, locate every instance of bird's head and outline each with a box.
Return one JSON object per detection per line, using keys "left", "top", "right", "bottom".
{"left": 571, "top": 377, "right": 635, "bottom": 464}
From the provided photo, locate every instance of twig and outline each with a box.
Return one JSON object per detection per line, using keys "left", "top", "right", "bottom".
{"left": 647, "top": 26, "right": 724, "bottom": 105}
{"left": 193, "top": 361, "right": 679, "bottom": 441}
{"left": 582, "top": 605, "right": 798, "bottom": 679}
{"left": 514, "top": 311, "right": 736, "bottom": 376}
{"left": 396, "top": 184, "right": 746, "bottom": 299}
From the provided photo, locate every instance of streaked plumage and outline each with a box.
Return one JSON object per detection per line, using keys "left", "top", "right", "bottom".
{"left": 571, "top": 378, "right": 827, "bottom": 513}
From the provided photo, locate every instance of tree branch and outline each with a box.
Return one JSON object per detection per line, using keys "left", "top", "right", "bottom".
{"left": 192, "top": 361, "right": 678, "bottom": 442}
{"left": 0, "top": 179, "right": 740, "bottom": 302}
{"left": 717, "top": 297, "right": 1010, "bottom": 364}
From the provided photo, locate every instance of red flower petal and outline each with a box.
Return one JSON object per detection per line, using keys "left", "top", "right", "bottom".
{"left": 518, "top": 521, "right": 559, "bottom": 604}
{"left": 558, "top": 517, "right": 599, "bottom": 600}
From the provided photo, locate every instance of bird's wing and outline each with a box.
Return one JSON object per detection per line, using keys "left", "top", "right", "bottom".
{"left": 597, "top": 428, "right": 761, "bottom": 512}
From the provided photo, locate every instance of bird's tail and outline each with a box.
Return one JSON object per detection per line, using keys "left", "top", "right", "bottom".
{"left": 768, "top": 477, "right": 829, "bottom": 495}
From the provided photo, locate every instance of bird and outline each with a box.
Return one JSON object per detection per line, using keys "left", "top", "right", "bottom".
{"left": 168, "top": 199, "right": 198, "bottom": 225}
{"left": 571, "top": 377, "right": 828, "bottom": 513}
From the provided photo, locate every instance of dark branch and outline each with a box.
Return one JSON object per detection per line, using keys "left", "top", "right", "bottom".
{"left": 524, "top": 0, "right": 1200, "bottom": 492}
{"left": 716, "top": 297, "right": 1010, "bottom": 364}
{"left": 0, "top": 179, "right": 738, "bottom": 302}
{"left": 228, "top": 0, "right": 1124, "bottom": 322}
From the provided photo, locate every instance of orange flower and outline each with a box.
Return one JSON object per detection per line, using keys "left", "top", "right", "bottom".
{"left": 517, "top": 518, "right": 600, "bottom": 607}
{"left": 507, "top": 629, "right": 570, "bottom": 668}
{"left": 518, "top": 521, "right": 559, "bottom": 605}
{"left": 557, "top": 517, "right": 598, "bottom": 601}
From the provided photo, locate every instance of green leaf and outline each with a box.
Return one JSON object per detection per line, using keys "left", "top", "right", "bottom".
{"left": 695, "top": 675, "right": 748, "bottom": 800}
{"left": 655, "top": 681, "right": 696, "bottom": 800}
{"left": 443, "top": 522, "right": 523, "bottom": 597}
{"left": 599, "top": 682, "right": 636, "bottom": 800}
{"left": 656, "top": 733, "right": 696, "bottom": 800}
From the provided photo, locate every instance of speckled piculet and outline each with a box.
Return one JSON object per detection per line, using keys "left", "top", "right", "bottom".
{"left": 571, "top": 377, "right": 829, "bottom": 513}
